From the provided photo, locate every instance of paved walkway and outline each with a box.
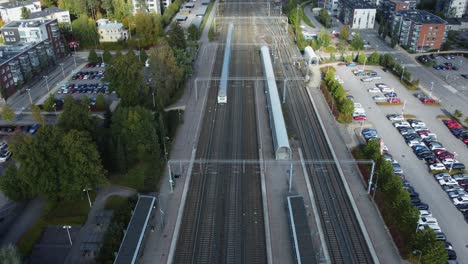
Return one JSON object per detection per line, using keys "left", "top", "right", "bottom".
{"left": 64, "top": 185, "right": 136, "bottom": 264}
{"left": 305, "top": 78, "right": 403, "bottom": 263}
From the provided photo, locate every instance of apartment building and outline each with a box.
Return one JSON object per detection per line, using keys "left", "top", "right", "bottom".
{"left": 339, "top": 0, "right": 377, "bottom": 29}
{"left": 1, "top": 19, "right": 60, "bottom": 45}
{"left": 392, "top": 10, "right": 447, "bottom": 52}
{"left": 28, "top": 7, "right": 71, "bottom": 24}
{"left": 0, "top": 0, "right": 41, "bottom": 22}
{"left": 325, "top": 0, "right": 339, "bottom": 17}
{"left": 97, "top": 19, "right": 127, "bottom": 42}
{"left": 436, "top": 0, "right": 467, "bottom": 18}
{"left": 380, "top": 0, "right": 416, "bottom": 20}
{"left": 132, "top": 0, "right": 162, "bottom": 14}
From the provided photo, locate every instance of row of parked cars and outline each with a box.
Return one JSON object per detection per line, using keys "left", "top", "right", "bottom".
{"left": 71, "top": 71, "right": 105, "bottom": 81}
{"left": 85, "top": 62, "right": 107, "bottom": 68}
{"left": 0, "top": 124, "right": 40, "bottom": 136}
{"left": 367, "top": 82, "right": 402, "bottom": 104}
{"left": 414, "top": 92, "right": 437, "bottom": 105}
{"left": 441, "top": 119, "right": 468, "bottom": 147}
{"left": 57, "top": 83, "right": 112, "bottom": 95}
{"left": 361, "top": 127, "right": 459, "bottom": 261}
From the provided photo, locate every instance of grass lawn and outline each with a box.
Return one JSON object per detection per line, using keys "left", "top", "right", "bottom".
{"left": 17, "top": 194, "right": 95, "bottom": 257}
{"left": 301, "top": 7, "right": 314, "bottom": 28}
{"left": 110, "top": 163, "right": 147, "bottom": 191}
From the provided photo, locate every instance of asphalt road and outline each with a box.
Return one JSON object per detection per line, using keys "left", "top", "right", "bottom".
{"left": 336, "top": 65, "right": 468, "bottom": 263}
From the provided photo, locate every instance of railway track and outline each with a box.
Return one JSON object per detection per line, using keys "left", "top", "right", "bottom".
{"left": 173, "top": 1, "right": 266, "bottom": 263}
{"left": 267, "top": 18, "right": 374, "bottom": 263}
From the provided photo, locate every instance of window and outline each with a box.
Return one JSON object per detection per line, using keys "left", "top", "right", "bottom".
{"left": 19, "top": 31, "right": 26, "bottom": 37}
{"left": 7, "top": 73, "right": 11, "bottom": 78}
{"left": 9, "top": 31, "right": 14, "bottom": 35}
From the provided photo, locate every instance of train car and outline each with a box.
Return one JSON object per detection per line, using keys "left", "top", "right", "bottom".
{"left": 217, "top": 23, "right": 233, "bottom": 104}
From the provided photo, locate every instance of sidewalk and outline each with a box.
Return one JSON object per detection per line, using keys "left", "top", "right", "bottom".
{"left": 305, "top": 78, "right": 403, "bottom": 263}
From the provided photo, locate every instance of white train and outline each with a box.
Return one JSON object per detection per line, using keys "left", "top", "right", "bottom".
{"left": 217, "top": 23, "right": 233, "bottom": 104}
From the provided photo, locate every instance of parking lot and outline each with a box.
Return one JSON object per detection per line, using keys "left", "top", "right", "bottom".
{"left": 420, "top": 54, "right": 468, "bottom": 96}
{"left": 54, "top": 63, "right": 117, "bottom": 105}
{"left": 334, "top": 64, "right": 468, "bottom": 262}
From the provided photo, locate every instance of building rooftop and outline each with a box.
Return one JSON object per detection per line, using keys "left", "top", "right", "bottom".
{"left": 114, "top": 196, "right": 155, "bottom": 264}
{"left": 98, "top": 21, "right": 124, "bottom": 30}
{"left": 341, "top": 0, "right": 376, "bottom": 9}
{"left": 28, "top": 7, "right": 67, "bottom": 19}
{"left": 395, "top": 9, "right": 447, "bottom": 24}
{"left": 0, "top": 0, "right": 39, "bottom": 9}
{"left": 3, "top": 19, "right": 54, "bottom": 28}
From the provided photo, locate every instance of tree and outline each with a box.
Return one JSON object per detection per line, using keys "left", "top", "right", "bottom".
{"left": 88, "top": 49, "right": 99, "bottom": 64}
{"left": 351, "top": 32, "right": 364, "bottom": 50}
{"left": 1, "top": 85, "right": 9, "bottom": 102}
{"left": 0, "top": 244, "right": 22, "bottom": 264}
{"left": 105, "top": 51, "right": 147, "bottom": 106}
{"left": 318, "top": 8, "right": 331, "bottom": 28}
{"left": 167, "top": 22, "right": 186, "bottom": 51}
{"left": 367, "top": 52, "right": 380, "bottom": 64}
{"left": 31, "top": 104, "right": 45, "bottom": 125}
{"left": 0, "top": 166, "right": 33, "bottom": 201}
{"left": 454, "top": 109, "right": 463, "bottom": 118}
{"left": 110, "top": 106, "right": 161, "bottom": 172}
{"left": 391, "top": 24, "right": 399, "bottom": 48}
{"left": 21, "top": 7, "right": 31, "bottom": 19}
{"left": 318, "top": 29, "right": 331, "bottom": 49}
{"left": 140, "top": 50, "right": 148, "bottom": 64}
{"left": 311, "top": 39, "right": 321, "bottom": 51}
{"left": 187, "top": 24, "right": 199, "bottom": 41}
{"left": 96, "top": 94, "right": 107, "bottom": 110}
{"left": 103, "top": 50, "right": 113, "bottom": 64}
{"left": 1, "top": 104, "right": 14, "bottom": 121}
{"left": 412, "top": 228, "right": 448, "bottom": 264}
{"left": 43, "top": 94, "right": 55, "bottom": 112}
{"left": 133, "top": 12, "right": 164, "bottom": 47}
{"left": 346, "top": 54, "right": 353, "bottom": 63}
{"left": 339, "top": 99, "right": 354, "bottom": 115}
{"left": 340, "top": 25, "right": 350, "bottom": 40}
{"left": 357, "top": 52, "right": 366, "bottom": 64}
{"left": 57, "top": 96, "right": 94, "bottom": 133}
{"left": 71, "top": 15, "right": 98, "bottom": 48}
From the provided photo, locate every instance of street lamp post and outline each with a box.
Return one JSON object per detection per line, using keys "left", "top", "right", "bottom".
{"left": 449, "top": 152, "right": 457, "bottom": 173}
{"left": 400, "top": 65, "right": 405, "bottom": 81}
{"left": 26, "top": 88, "right": 33, "bottom": 105}
{"left": 59, "top": 63, "right": 65, "bottom": 77}
{"left": 72, "top": 53, "right": 77, "bottom": 68}
{"left": 83, "top": 188, "right": 92, "bottom": 207}
{"left": 43, "top": 76, "right": 50, "bottom": 91}
{"left": 429, "top": 81, "right": 434, "bottom": 98}
{"left": 412, "top": 250, "right": 422, "bottom": 264}
{"left": 63, "top": 226, "right": 72, "bottom": 246}
{"left": 53, "top": 103, "right": 57, "bottom": 116}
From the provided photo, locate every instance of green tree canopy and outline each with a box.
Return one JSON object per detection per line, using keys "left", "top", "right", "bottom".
{"left": 367, "top": 52, "right": 380, "bottom": 64}
{"left": 21, "top": 7, "right": 31, "bottom": 19}
{"left": 43, "top": 94, "right": 55, "bottom": 112}
{"left": 318, "top": 29, "right": 331, "bottom": 49}
{"left": 71, "top": 15, "right": 98, "bottom": 48}
{"left": 357, "top": 52, "right": 366, "bottom": 64}
{"left": 31, "top": 104, "right": 45, "bottom": 125}
{"left": 96, "top": 94, "right": 107, "bottom": 110}
{"left": 412, "top": 228, "right": 448, "bottom": 264}
{"left": 88, "top": 49, "right": 99, "bottom": 64}
{"left": 187, "top": 24, "right": 199, "bottom": 41}
{"left": 351, "top": 32, "right": 364, "bottom": 50}
{"left": 0, "top": 244, "right": 22, "bottom": 264}
{"left": 340, "top": 25, "right": 350, "bottom": 40}
{"left": 318, "top": 8, "right": 331, "bottom": 28}
{"left": 1, "top": 104, "right": 15, "bottom": 121}
{"left": 57, "top": 96, "right": 94, "bottom": 133}
{"left": 103, "top": 50, "right": 113, "bottom": 63}
{"left": 0, "top": 166, "right": 33, "bottom": 201}
{"left": 133, "top": 12, "right": 164, "bottom": 47}
{"left": 105, "top": 51, "right": 147, "bottom": 106}
{"left": 167, "top": 22, "right": 186, "bottom": 50}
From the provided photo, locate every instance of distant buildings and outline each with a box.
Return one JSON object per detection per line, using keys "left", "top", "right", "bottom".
{"left": 97, "top": 19, "right": 127, "bottom": 42}
{"left": 436, "top": 0, "right": 468, "bottom": 18}
{"left": 0, "top": 0, "right": 41, "bottom": 23}
{"left": 132, "top": 0, "right": 161, "bottom": 14}
{"left": 391, "top": 10, "right": 447, "bottom": 52}
{"left": 380, "top": 0, "right": 416, "bottom": 20}
{"left": 339, "top": 0, "right": 377, "bottom": 29}
{"left": 0, "top": 19, "right": 65, "bottom": 97}
{"left": 28, "top": 7, "right": 71, "bottom": 24}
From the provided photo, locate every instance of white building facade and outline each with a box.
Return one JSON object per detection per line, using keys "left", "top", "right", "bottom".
{"left": 97, "top": 19, "right": 126, "bottom": 42}
{"left": 339, "top": 0, "right": 376, "bottom": 29}
{"left": 0, "top": 0, "right": 41, "bottom": 23}
{"left": 29, "top": 7, "right": 71, "bottom": 24}
{"left": 132, "top": 0, "right": 162, "bottom": 14}
{"left": 437, "top": 0, "right": 467, "bottom": 18}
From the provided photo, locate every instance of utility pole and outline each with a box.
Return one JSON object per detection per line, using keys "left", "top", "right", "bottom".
{"left": 59, "top": 63, "right": 65, "bottom": 77}
{"left": 43, "top": 75, "right": 50, "bottom": 91}
{"left": 26, "top": 88, "right": 33, "bottom": 105}
{"left": 63, "top": 226, "right": 72, "bottom": 245}
{"left": 83, "top": 188, "right": 92, "bottom": 207}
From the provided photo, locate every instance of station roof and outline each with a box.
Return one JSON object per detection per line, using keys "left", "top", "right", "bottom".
{"left": 287, "top": 195, "right": 315, "bottom": 264}
{"left": 114, "top": 196, "right": 155, "bottom": 264}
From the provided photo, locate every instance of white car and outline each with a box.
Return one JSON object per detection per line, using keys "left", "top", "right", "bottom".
{"left": 337, "top": 79, "right": 344, "bottom": 84}
{"left": 439, "top": 177, "right": 458, "bottom": 186}
{"left": 447, "top": 190, "right": 468, "bottom": 198}
{"left": 414, "top": 126, "right": 429, "bottom": 132}
{"left": 361, "top": 77, "right": 374, "bottom": 82}
{"left": 372, "top": 95, "right": 387, "bottom": 101}
{"left": 434, "top": 173, "right": 451, "bottom": 180}
{"left": 0, "top": 151, "right": 11, "bottom": 163}
{"left": 430, "top": 163, "right": 446, "bottom": 171}
{"left": 452, "top": 196, "right": 468, "bottom": 205}
{"left": 453, "top": 174, "right": 468, "bottom": 181}
{"left": 387, "top": 114, "right": 404, "bottom": 122}
{"left": 419, "top": 210, "right": 432, "bottom": 217}
{"left": 372, "top": 76, "right": 383, "bottom": 80}
{"left": 421, "top": 133, "right": 437, "bottom": 140}
{"left": 407, "top": 140, "right": 422, "bottom": 147}
{"left": 418, "top": 223, "right": 442, "bottom": 232}
{"left": 393, "top": 121, "right": 411, "bottom": 128}
{"left": 354, "top": 103, "right": 363, "bottom": 108}
{"left": 411, "top": 121, "right": 426, "bottom": 127}
{"left": 376, "top": 83, "right": 388, "bottom": 88}
{"left": 381, "top": 87, "right": 395, "bottom": 93}
{"left": 418, "top": 216, "right": 438, "bottom": 225}
{"left": 441, "top": 159, "right": 458, "bottom": 167}
{"left": 368, "top": 87, "right": 381, "bottom": 93}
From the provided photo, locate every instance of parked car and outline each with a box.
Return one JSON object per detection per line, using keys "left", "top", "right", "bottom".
{"left": 387, "top": 98, "right": 401, "bottom": 103}
{"left": 368, "top": 87, "right": 381, "bottom": 93}
{"left": 430, "top": 163, "right": 446, "bottom": 171}
{"left": 347, "top": 62, "right": 357, "bottom": 67}
{"left": 375, "top": 83, "right": 388, "bottom": 88}
{"left": 434, "top": 173, "right": 451, "bottom": 180}
{"left": 392, "top": 163, "right": 403, "bottom": 174}
{"left": 439, "top": 177, "right": 458, "bottom": 186}
{"left": 447, "top": 190, "right": 468, "bottom": 198}
{"left": 419, "top": 210, "right": 432, "bottom": 217}
{"left": 394, "top": 121, "right": 411, "bottom": 128}
{"left": 387, "top": 114, "right": 404, "bottom": 122}
{"left": 451, "top": 163, "right": 466, "bottom": 171}
{"left": 453, "top": 174, "right": 468, "bottom": 181}
{"left": 372, "top": 95, "right": 387, "bottom": 101}
{"left": 381, "top": 87, "right": 394, "bottom": 93}
{"left": 418, "top": 223, "right": 441, "bottom": 232}
{"left": 28, "top": 124, "right": 40, "bottom": 134}
{"left": 452, "top": 196, "right": 468, "bottom": 205}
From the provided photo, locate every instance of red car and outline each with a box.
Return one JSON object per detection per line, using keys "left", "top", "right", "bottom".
{"left": 388, "top": 98, "right": 401, "bottom": 103}
{"left": 447, "top": 122, "right": 462, "bottom": 129}
{"left": 417, "top": 130, "right": 431, "bottom": 135}
{"left": 421, "top": 98, "right": 436, "bottom": 104}
{"left": 354, "top": 115, "right": 367, "bottom": 121}
{"left": 437, "top": 151, "right": 455, "bottom": 160}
